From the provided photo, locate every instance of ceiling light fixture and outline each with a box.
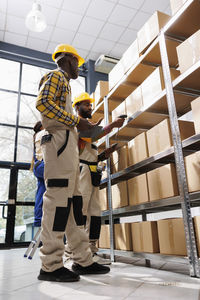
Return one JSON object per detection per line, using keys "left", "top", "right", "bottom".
{"left": 25, "top": 0, "right": 47, "bottom": 32}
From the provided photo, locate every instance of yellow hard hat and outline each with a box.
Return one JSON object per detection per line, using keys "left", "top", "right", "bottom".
{"left": 72, "top": 92, "right": 95, "bottom": 108}
{"left": 52, "top": 44, "right": 85, "bottom": 67}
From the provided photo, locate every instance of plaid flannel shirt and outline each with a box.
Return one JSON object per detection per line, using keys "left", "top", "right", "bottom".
{"left": 36, "top": 69, "right": 80, "bottom": 127}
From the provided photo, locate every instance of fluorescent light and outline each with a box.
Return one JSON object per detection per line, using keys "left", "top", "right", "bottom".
{"left": 25, "top": 1, "right": 47, "bottom": 33}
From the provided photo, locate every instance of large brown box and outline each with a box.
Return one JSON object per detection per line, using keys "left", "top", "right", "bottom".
{"left": 157, "top": 218, "right": 187, "bottom": 256}
{"left": 185, "top": 151, "right": 200, "bottom": 192}
{"left": 111, "top": 100, "right": 126, "bottom": 122}
{"left": 99, "top": 188, "right": 108, "bottom": 211}
{"left": 170, "top": 0, "right": 187, "bottom": 15}
{"left": 114, "top": 223, "right": 132, "bottom": 251}
{"left": 131, "top": 221, "right": 159, "bottom": 253}
{"left": 95, "top": 81, "right": 109, "bottom": 106}
{"left": 137, "top": 11, "right": 170, "bottom": 54}
{"left": 112, "top": 181, "right": 129, "bottom": 209}
{"left": 176, "top": 29, "right": 200, "bottom": 74}
{"left": 125, "top": 86, "right": 143, "bottom": 117}
{"left": 191, "top": 97, "right": 200, "bottom": 134}
{"left": 147, "top": 163, "right": 179, "bottom": 201}
{"left": 128, "top": 132, "right": 149, "bottom": 165}
{"left": 146, "top": 118, "right": 195, "bottom": 157}
{"left": 112, "top": 145, "right": 128, "bottom": 172}
{"left": 194, "top": 216, "right": 200, "bottom": 257}
{"left": 141, "top": 67, "right": 180, "bottom": 108}
{"left": 128, "top": 174, "right": 149, "bottom": 206}
{"left": 109, "top": 39, "right": 139, "bottom": 91}
{"left": 99, "top": 225, "right": 110, "bottom": 249}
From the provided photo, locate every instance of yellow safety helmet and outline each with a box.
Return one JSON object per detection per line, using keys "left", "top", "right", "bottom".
{"left": 52, "top": 44, "right": 85, "bottom": 67}
{"left": 72, "top": 92, "right": 95, "bottom": 108}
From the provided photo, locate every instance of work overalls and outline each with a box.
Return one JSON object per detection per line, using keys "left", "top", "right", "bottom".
{"left": 39, "top": 84, "right": 93, "bottom": 272}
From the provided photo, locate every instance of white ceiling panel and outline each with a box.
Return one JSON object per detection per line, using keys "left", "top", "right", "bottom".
{"left": 72, "top": 33, "right": 96, "bottom": 51}
{"left": 129, "top": 11, "right": 151, "bottom": 30}
{"left": 7, "top": 0, "right": 31, "bottom": 18}
{"left": 108, "top": 4, "right": 137, "bottom": 27}
{"left": 109, "top": 42, "right": 128, "bottom": 58}
{"left": 26, "top": 36, "right": 49, "bottom": 52}
{"left": 78, "top": 16, "right": 104, "bottom": 37}
{"left": 118, "top": 28, "right": 137, "bottom": 45}
{"left": 56, "top": 10, "right": 82, "bottom": 31}
{"left": 46, "top": 41, "right": 58, "bottom": 55}
{"left": 29, "top": 25, "right": 54, "bottom": 41}
{"left": 0, "top": 31, "right": 4, "bottom": 40}
{"left": 119, "top": 0, "right": 144, "bottom": 10}
{"left": 0, "top": 12, "right": 6, "bottom": 31}
{"left": 86, "top": 0, "right": 115, "bottom": 21}
{"left": 99, "top": 23, "right": 125, "bottom": 42}
{"left": 0, "top": 0, "right": 7, "bottom": 13}
{"left": 75, "top": 48, "right": 89, "bottom": 60}
{"left": 40, "top": 0, "right": 63, "bottom": 8}
{"left": 4, "top": 31, "right": 27, "bottom": 47}
{"left": 165, "top": 5, "right": 172, "bottom": 15}
{"left": 42, "top": 5, "right": 59, "bottom": 26}
{"left": 86, "top": 51, "right": 101, "bottom": 61}
{"left": 62, "top": 0, "right": 91, "bottom": 15}
{"left": 6, "top": 15, "right": 29, "bottom": 35}
{"left": 141, "top": 0, "right": 170, "bottom": 14}
{"left": 50, "top": 27, "right": 75, "bottom": 44}
{"left": 91, "top": 38, "right": 115, "bottom": 54}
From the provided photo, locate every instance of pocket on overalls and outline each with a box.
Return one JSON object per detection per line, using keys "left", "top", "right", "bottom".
{"left": 57, "top": 130, "right": 69, "bottom": 156}
{"left": 88, "top": 165, "right": 102, "bottom": 187}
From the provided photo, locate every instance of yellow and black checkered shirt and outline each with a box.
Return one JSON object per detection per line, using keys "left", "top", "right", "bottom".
{"left": 36, "top": 68, "right": 80, "bottom": 127}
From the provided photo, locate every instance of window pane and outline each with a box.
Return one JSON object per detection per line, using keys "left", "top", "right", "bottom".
{"left": 0, "top": 58, "right": 20, "bottom": 91}
{"left": 17, "top": 170, "right": 37, "bottom": 203}
{"left": 15, "top": 206, "right": 35, "bottom": 242}
{"left": 0, "top": 91, "right": 18, "bottom": 125}
{"left": 21, "top": 64, "right": 51, "bottom": 95}
{"left": 17, "top": 128, "right": 33, "bottom": 163}
{"left": 0, "top": 169, "right": 9, "bottom": 243}
{"left": 71, "top": 76, "right": 86, "bottom": 101}
{"left": 19, "top": 94, "right": 40, "bottom": 127}
{"left": 0, "top": 126, "right": 15, "bottom": 161}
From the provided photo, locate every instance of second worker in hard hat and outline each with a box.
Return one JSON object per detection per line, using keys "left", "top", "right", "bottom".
{"left": 65, "top": 92, "right": 125, "bottom": 264}
{"left": 36, "top": 44, "right": 110, "bottom": 282}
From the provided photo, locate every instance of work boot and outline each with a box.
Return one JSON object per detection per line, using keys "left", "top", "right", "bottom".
{"left": 38, "top": 266, "right": 80, "bottom": 282}
{"left": 93, "top": 253, "right": 111, "bottom": 265}
{"left": 72, "top": 262, "right": 110, "bottom": 275}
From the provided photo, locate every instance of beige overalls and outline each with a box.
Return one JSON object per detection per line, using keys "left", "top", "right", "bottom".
{"left": 40, "top": 91, "right": 93, "bottom": 272}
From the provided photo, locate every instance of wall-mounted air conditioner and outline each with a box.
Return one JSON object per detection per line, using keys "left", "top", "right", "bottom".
{"left": 94, "top": 54, "right": 119, "bottom": 74}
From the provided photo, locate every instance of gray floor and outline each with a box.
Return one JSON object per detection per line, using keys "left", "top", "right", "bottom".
{"left": 0, "top": 248, "right": 200, "bottom": 300}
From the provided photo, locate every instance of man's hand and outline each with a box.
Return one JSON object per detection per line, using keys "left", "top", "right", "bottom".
{"left": 98, "top": 144, "right": 118, "bottom": 161}
{"left": 77, "top": 118, "right": 96, "bottom": 131}
{"left": 109, "top": 117, "right": 125, "bottom": 130}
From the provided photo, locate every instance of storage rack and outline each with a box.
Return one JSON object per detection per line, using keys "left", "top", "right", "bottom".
{"left": 92, "top": 0, "right": 200, "bottom": 278}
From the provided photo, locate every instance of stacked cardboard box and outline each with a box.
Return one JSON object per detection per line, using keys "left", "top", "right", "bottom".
{"left": 147, "top": 163, "right": 179, "bottom": 201}
{"left": 176, "top": 30, "right": 200, "bottom": 73}
{"left": 128, "top": 174, "right": 149, "bottom": 206}
{"left": 94, "top": 81, "right": 109, "bottom": 107}
{"left": 170, "top": 0, "right": 187, "bottom": 15}
{"left": 99, "top": 225, "right": 110, "bottom": 249}
{"left": 114, "top": 223, "right": 132, "bottom": 251}
{"left": 128, "top": 132, "right": 149, "bottom": 165}
{"left": 111, "top": 100, "right": 126, "bottom": 122}
{"left": 125, "top": 86, "right": 143, "bottom": 117}
{"left": 191, "top": 97, "right": 200, "bottom": 134}
{"left": 194, "top": 216, "right": 200, "bottom": 257}
{"left": 157, "top": 218, "right": 187, "bottom": 255}
{"left": 185, "top": 151, "right": 200, "bottom": 192}
{"left": 99, "top": 188, "right": 108, "bottom": 211}
{"left": 146, "top": 118, "right": 195, "bottom": 157}
{"left": 131, "top": 221, "right": 159, "bottom": 253}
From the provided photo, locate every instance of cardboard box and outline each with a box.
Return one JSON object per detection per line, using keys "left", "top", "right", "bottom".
{"left": 131, "top": 221, "right": 159, "bottom": 253}
{"left": 109, "top": 39, "right": 139, "bottom": 91}
{"left": 128, "top": 132, "right": 149, "bottom": 165}
{"left": 170, "top": 0, "right": 187, "bottom": 15}
{"left": 111, "top": 100, "right": 126, "bottom": 122}
{"left": 112, "top": 181, "right": 129, "bottom": 209}
{"left": 112, "top": 145, "right": 129, "bottom": 172}
{"left": 99, "top": 188, "right": 108, "bottom": 211}
{"left": 146, "top": 118, "right": 195, "bottom": 157}
{"left": 177, "top": 29, "right": 200, "bottom": 73}
{"left": 95, "top": 81, "right": 109, "bottom": 106}
{"left": 141, "top": 67, "right": 180, "bottom": 108}
{"left": 157, "top": 218, "right": 187, "bottom": 255}
{"left": 137, "top": 11, "right": 170, "bottom": 54}
{"left": 194, "top": 216, "right": 200, "bottom": 257}
{"left": 99, "top": 225, "right": 110, "bottom": 249}
{"left": 191, "top": 96, "right": 200, "bottom": 134}
{"left": 185, "top": 151, "right": 200, "bottom": 192}
{"left": 128, "top": 173, "right": 149, "bottom": 206}
{"left": 125, "top": 86, "right": 143, "bottom": 117}
{"left": 114, "top": 223, "right": 132, "bottom": 251}
{"left": 147, "top": 163, "right": 179, "bottom": 201}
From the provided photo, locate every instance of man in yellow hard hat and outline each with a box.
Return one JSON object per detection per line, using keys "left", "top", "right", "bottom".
{"left": 64, "top": 92, "right": 125, "bottom": 264}
{"left": 36, "top": 44, "right": 110, "bottom": 282}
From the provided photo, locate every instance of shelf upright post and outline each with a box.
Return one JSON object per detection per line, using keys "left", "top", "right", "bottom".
{"left": 159, "top": 30, "right": 200, "bottom": 278}
{"left": 103, "top": 95, "right": 115, "bottom": 262}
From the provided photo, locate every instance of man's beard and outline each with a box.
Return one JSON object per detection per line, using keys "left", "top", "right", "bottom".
{"left": 79, "top": 107, "right": 92, "bottom": 119}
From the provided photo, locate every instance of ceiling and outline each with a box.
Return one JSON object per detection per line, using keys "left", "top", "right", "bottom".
{"left": 0, "top": 0, "right": 171, "bottom": 63}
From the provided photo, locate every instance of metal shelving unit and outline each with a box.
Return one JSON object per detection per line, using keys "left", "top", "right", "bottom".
{"left": 92, "top": 0, "right": 200, "bottom": 278}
